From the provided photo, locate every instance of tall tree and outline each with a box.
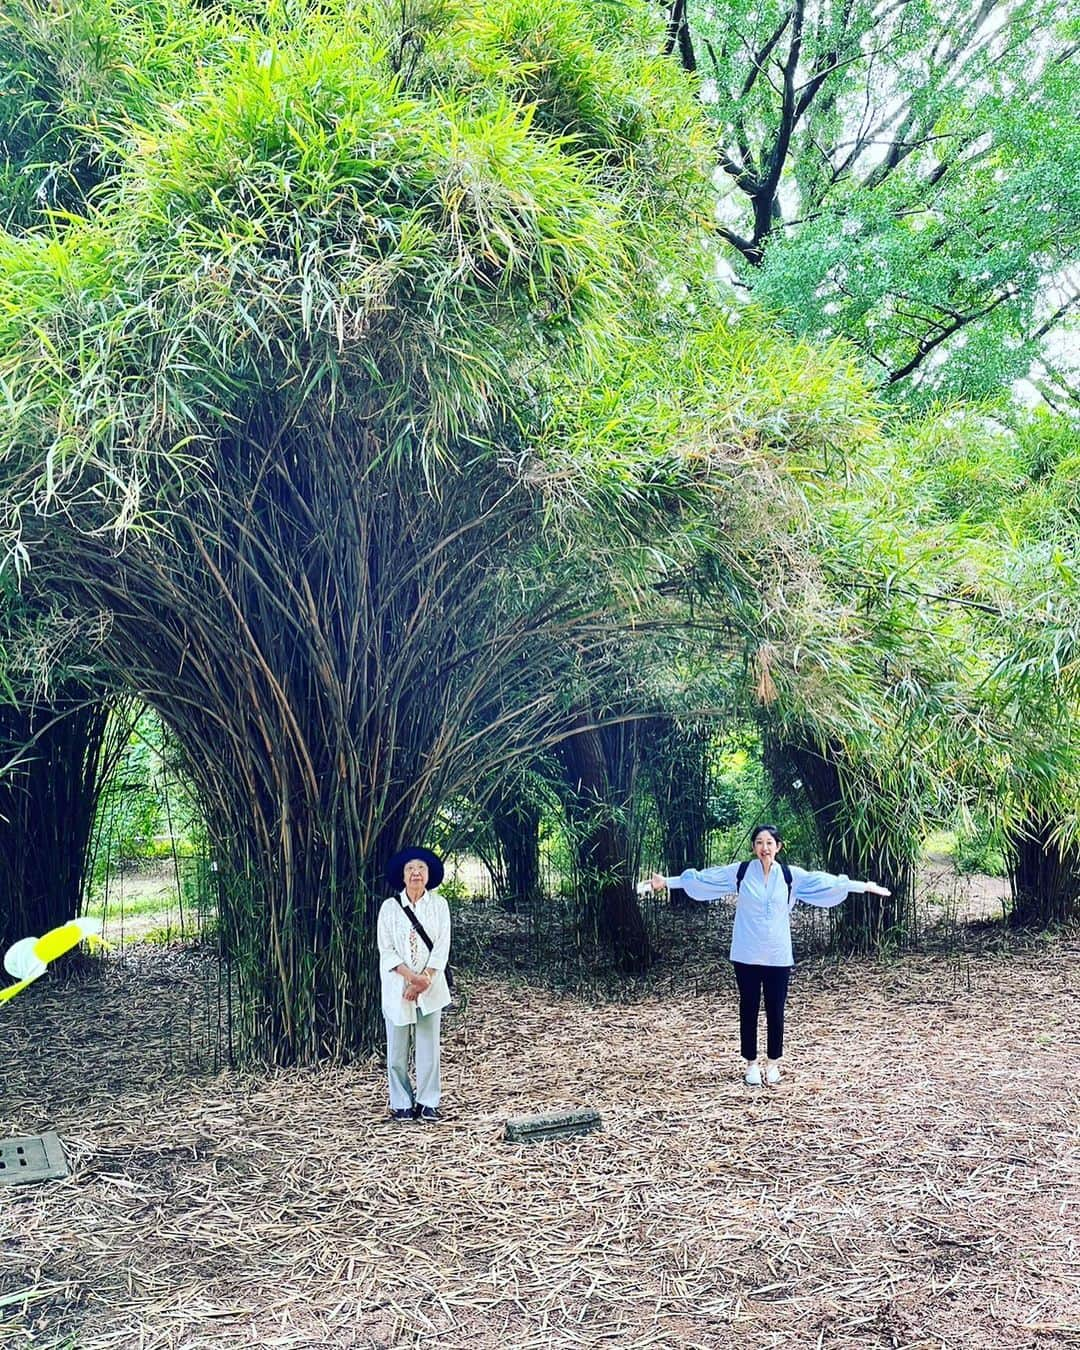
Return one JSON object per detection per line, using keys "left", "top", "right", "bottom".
{"left": 675, "top": 0, "right": 1080, "bottom": 401}
{"left": 556, "top": 718, "right": 654, "bottom": 970}
{"left": 644, "top": 719, "right": 716, "bottom": 877}
{"left": 454, "top": 768, "right": 549, "bottom": 914}
{"left": 973, "top": 412, "right": 1080, "bottom": 925}
{"left": 773, "top": 403, "right": 1080, "bottom": 931}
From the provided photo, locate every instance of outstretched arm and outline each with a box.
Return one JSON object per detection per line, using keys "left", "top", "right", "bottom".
{"left": 789, "top": 867, "right": 891, "bottom": 909}
{"left": 649, "top": 863, "right": 742, "bottom": 904}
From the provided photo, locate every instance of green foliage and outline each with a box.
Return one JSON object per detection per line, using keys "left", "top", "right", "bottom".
{"left": 686, "top": 0, "right": 1080, "bottom": 402}
{"left": 886, "top": 411, "right": 1029, "bottom": 525}
{"left": 89, "top": 708, "right": 205, "bottom": 888}
{"left": 707, "top": 734, "right": 818, "bottom": 865}
{"left": 0, "top": 0, "right": 717, "bottom": 512}
{"left": 436, "top": 874, "right": 469, "bottom": 903}
{"left": 83, "top": 889, "right": 174, "bottom": 920}
{"left": 753, "top": 395, "right": 1080, "bottom": 928}
{"left": 0, "top": 0, "right": 745, "bottom": 1057}
{"left": 143, "top": 835, "right": 198, "bottom": 861}
{"left": 0, "top": 0, "right": 238, "bottom": 229}
{"left": 91, "top": 728, "right": 161, "bottom": 875}
{"left": 953, "top": 823, "right": 1007, "bottom": 879}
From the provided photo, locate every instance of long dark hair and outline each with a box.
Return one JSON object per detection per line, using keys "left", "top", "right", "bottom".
{"left": 750, "top": 823, "right": 782, "bottom": 845}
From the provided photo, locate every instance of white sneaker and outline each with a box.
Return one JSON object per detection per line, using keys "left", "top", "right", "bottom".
{"left": 765, "top": 1063, "right": 781, "bottom": 1085}
{"left": 744, "top": 1063, "right": 762, "bottom": 1086}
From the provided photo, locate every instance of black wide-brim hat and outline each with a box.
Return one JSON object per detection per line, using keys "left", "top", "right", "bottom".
{"left": 386, "top": 846, "right": 444, "bottom": 891}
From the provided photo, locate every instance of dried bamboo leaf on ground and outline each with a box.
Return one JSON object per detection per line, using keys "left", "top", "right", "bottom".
{"left": 0, "top": 929, "right": 1076, "bottom": 1349}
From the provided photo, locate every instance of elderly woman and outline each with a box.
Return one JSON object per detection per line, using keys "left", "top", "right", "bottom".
{"left": 651, "top": 824, "right": 890, "bottom": 1085}
{"left": 377, "top": 846, "right": 452, "bottom": 1122}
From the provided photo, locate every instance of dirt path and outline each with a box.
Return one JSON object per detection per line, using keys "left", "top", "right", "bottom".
{"left": 1, "top": 937, "right": 1076, "bottom": 1349}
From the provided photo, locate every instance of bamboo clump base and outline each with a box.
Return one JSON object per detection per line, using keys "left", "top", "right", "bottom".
{"left": 0, "top": 935, "right": 1076, "bottom": 1349}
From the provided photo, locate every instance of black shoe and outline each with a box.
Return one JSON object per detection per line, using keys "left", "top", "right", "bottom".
{"left": 416, "top": 1105, "right": 442, "bottom": 1123}
{"left": 390, "top": 1107, "right": 415, "bottom": 1121}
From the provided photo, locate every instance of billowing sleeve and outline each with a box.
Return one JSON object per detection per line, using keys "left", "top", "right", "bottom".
{"left": 377, "top": 898, "right": 407, "bottom": 973}
{"left": 789, "top": 866, "right": 866, "bottom": 910}
{"left": 428, "top": 895, "right": 451, "bottom": 972}
{"left": 664, "top": 863, "right": 742, "bottom": 904}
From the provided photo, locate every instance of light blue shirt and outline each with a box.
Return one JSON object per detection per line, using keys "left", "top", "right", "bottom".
{"left": 665, "top": 859, "right": 867, "bottom": 966}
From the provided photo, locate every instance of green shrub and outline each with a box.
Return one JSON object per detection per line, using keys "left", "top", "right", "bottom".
{"left": 954, "top": 829, "right": 1007, "bottom": 877}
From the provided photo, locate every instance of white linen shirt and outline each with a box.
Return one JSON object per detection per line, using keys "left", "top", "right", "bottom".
{"left": 665, "top": 860, "right": 867, "bottom": 967}
{"left": 377, "top": 889, "right": 452, "bottom": 1026}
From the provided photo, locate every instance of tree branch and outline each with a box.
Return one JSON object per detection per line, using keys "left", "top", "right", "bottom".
{"left": 717, "top": 147, "right": 759, "bottom": 193}
{"left": 739, "top": 10, "right": 794, "bottom": 98}
{"left": 663, "top": 0, "right": 697, "bottom": 72}
{"left": 1033, "top": 291, "right": 1080, "bottom": 342}
{"left": 717, "top": 225, "right": 763, "bottom": 265}
{"left": 887, "top": 287, "right": 1018, "bottom": 383}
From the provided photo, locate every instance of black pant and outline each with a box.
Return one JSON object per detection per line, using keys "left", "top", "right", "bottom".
{"left": 732, "top": 961, "right": 791, "bottom": 1060}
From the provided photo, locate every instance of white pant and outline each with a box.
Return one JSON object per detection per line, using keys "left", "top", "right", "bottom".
{"left": 385, "top": 1010, "right": 442, "bottom": 1110}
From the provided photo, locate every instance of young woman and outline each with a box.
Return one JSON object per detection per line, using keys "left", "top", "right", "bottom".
{"left": 377, "top": 846, "right": 453, "bottom": 1121}
{"left": 650, "top": 825, "right": 890, "bottom": 1085}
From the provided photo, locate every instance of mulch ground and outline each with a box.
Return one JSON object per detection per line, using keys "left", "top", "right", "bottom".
{"left": 0, "top": 919, "right": 1076, "bottom": 1350}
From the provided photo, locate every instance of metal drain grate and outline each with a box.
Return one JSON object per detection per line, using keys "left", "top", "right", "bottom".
{"left": 0, "top": 1132, "right": 69, "bottom": 1187}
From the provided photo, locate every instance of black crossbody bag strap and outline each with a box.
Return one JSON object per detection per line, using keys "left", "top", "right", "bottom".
{"left": 398, "top": 897, "right": 436, "bottom": 954}
{"left": 397, "top": 898, "right": 455, "bottom": 994}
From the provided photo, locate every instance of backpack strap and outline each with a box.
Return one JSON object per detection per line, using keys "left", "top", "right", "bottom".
{"left": 736, "top": 860, "right": 794, "bottom": 902}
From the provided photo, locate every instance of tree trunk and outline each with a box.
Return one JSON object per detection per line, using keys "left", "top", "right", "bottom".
{"left": 647, "top": 719, "right": 712, "bottom": 873}
{"left": 663, "top": 0, "right": 697, "bottom": 72}
{"left": 1007, "top": 818, "right": 1080, "bottom": 927}
{"left": 489, "top": 791, "right": 543, "bottom": 912}
{"left": 558, "top": 721, "right": 653, "bottom": 971}
{"left": 767, "top": 735, "right": 916, "bottom": 950}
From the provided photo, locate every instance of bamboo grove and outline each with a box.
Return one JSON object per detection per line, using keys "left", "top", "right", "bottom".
{"left": 0, "top": 0, "right": 1077, "bottom": 1063}
{"left": 0, "top": 0, "right": 727, "bottom": 1059}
